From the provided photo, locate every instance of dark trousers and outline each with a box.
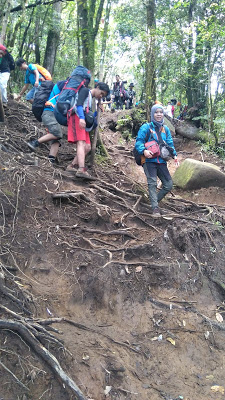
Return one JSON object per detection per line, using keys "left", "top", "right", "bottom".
{"left": 143, "top": 162, "right": 173, "bottom": 209}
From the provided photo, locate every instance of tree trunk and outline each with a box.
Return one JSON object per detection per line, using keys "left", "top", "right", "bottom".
{"left": 77, "top": 0, "right": 105, "bottom": 76}
{"left": 145, "top": 0, "right": 156, "bottom": 120}
{"left": 99, "top": 0, "right": 111, "bottom": 81}
{"left": 43, "top": 1, "right": 62, "bottom": 75}
{"left": 0, "top": 0, "right": 12, "bottom": 44}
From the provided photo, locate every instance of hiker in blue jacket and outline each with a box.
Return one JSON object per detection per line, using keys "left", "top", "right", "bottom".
{"left": 16, "top": 58, "right": 43, "bottom": 103}
{"left": 135, "top": 104, "right": 179, "bottom": 216}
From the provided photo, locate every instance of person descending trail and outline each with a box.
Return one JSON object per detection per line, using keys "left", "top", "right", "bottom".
{"left": 26, "top": 80, "right": 66, "bottom": 164}
{"left": 135, "top": 104, "right": 179, "bottom": 216}
{"left": 126, "top": 83, "right": 136, "bottom": 109}
{"left": 0, "top": 44, "right": 15, "bottom": 105}
{"left": 112, "top": 75, "right": 126, "bottom": 110}
{"left": 66, "top": 81, "right": 109, "bottom": 179}
{"left": 16, "top": 58, "right": 52, "bottom": 103}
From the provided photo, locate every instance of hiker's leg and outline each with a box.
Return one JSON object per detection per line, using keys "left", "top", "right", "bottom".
{"left": 26, "top": 87, "right": 38, "bottom": 103}
{"left": 157, "top": 163, "right": 173, "bottom": 202}
{"left": 76, "top": 140, "right": 86, "bottom": 168}
{"left": 0, "top": 72, "right": 10, "bottom": 103}
{"left": 143, "top": 163, "right": 158, "bottom": 209}
{"left": 49, "top": 141, "right": 60, "bottom": 158}
{"left": 72, "top": 142, "right": 91, "bottom": 167}
{"left": 41, "top": 111, "right": 62, "bottom": 158}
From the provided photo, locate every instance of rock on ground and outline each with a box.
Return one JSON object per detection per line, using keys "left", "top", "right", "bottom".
{"left": 173, "top": 158, "right": 225, "bottom": 189}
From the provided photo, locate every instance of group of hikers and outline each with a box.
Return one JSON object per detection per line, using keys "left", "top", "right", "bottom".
{"left": 112, "top": 74, "right": 136, "bottom": 110}
{"left": 0, "top": 45, "right": 179, "bottom": 215}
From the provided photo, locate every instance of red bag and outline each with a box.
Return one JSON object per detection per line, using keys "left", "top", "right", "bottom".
{"left": 145, "top": 140, "right": 160, "bottom": 157}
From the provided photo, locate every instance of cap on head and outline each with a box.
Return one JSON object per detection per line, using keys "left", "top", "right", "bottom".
{"left": 16, "top": 58, "right": 26, "bottom": 67}
{"left": 129, "top": 83, "right": 134, "bottom": 87}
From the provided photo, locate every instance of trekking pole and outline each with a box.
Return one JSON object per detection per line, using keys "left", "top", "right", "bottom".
{"left": 90, "top": 101, "right": 101, "bottom": 166}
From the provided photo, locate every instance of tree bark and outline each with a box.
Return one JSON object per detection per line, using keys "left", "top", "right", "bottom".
{"left": 99, "top": 0, "right": 111, "bottom": 81}
{"left": 77, "top": 0, "right": 105, "bottom": 76}
{"left": 145, "top": 0, "right": 156, "bottom": 119}
{"left": 43, "top": 1, "right": 62, "bottom": 75}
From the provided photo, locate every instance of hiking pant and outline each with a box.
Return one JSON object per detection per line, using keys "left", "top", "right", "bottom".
{"left": 0, "top": 72, "right": 10, "bottom": 103}
{"left": 143, "top": 162, "right": 173, "bottom": 209}
{"left": 115, "top": 96, "right": 123, "bottom": 109}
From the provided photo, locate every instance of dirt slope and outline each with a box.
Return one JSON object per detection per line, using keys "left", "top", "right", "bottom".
{"left": 0, "top": 102, "right": 225, "bottom": 400}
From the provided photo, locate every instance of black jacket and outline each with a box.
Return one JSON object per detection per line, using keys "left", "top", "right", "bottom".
{"left": 0, "top": 52, "right": 15, "bottom": 73}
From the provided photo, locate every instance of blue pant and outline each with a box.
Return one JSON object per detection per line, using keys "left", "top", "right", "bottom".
{"left": 143, "top": 162, "right": 173, "bottom": 209}
{"left": 26, "top": 86, "right": 38, "bottom": 101}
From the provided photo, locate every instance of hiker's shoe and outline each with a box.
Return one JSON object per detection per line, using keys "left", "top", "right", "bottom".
{"left": 66, "top": 164, "right": 78, "bottom": 172}
{"left": 48, "top": 156, "right": 56, "bottom": 165}
{"left": 27, "top": 139, "right": 40, "bottom": 151}
{"left": 152, "top": 207, "right": 161, "bottom": 217}
{"left": 76, "top": 168, "right": 96, "bottom": 180}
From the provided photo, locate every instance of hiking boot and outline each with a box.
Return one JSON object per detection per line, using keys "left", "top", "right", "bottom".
{"left": 152, "top": 207, "right": 161, "bottom": 217}
{"left": 76, "top": 168, "right": 96, "bottom": 180}
{"left": 27, "top": 139, "right": 40, "bottom": 151}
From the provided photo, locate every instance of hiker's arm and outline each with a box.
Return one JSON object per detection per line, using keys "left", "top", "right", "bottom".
{"left": 76, "top": 87, "right": 89, "bottom": 129}
{"left": 34, "top": 69, "right": 39, "bottom": 87}
{"left": 16, "top": 84, "right": 29, "bottom": 100}
{"left": 135, "top": 123, "right": 150, "bottom": 155}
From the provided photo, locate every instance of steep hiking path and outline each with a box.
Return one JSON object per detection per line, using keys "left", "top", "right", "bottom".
{"left": 0, "top": 101, "right": 225, "bottom": 400}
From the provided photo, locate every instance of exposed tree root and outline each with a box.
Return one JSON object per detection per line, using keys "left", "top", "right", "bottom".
{"left": 0, "top": 319, "right": 87, "bottom": 400}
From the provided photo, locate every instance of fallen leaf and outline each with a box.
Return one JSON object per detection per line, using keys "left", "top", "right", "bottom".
{"left": 211, "top": 385, "right": 224, "bottom": 394}
{"left": 125, "top": 265, "right": 131, "bottom": 274}
{"left": 135, "top": 266, "right": 142, "bottom": 273}
{"left": 167, "top": 337, "right": 175, "bottom": 346}
{"left": 206, "top": 375, "right": 214, "bottom": 380}
{"left": 82, "top": 353, "right": 90, "bottom": 361}
{"left": 104, "top": 386, "right": 112, "bottom": 395}
{"left": 216, "top": 312, "right": 223, "bottom": 322}
{"left": 204, "top": 331, "right": 210, "bottom": 339}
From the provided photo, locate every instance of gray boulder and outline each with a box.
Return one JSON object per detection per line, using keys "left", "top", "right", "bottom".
{"left": 173, "top": 158, "right": 225, "bottom": 189}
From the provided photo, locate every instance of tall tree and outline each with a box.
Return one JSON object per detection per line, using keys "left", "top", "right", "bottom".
{"left": 43, "top": 1, "right": 62, "bottom": 74}
{"left": 145, "top": 0, "right": 156, "bottom": 116}
{"left": 77, "top": 0, "right": 105, "bottom": 75}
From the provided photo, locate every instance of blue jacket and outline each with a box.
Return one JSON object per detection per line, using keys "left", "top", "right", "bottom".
{"left": 135, "top": 122, "right": 177, "bottom": 164}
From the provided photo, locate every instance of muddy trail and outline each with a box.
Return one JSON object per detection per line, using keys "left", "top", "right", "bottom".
{"left": 0, "top": 101, "right": 225, "bottom": 400}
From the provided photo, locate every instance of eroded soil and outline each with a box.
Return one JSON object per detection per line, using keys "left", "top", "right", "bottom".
{"left": 0, "top": 101, "right": 225, "bottom": 400}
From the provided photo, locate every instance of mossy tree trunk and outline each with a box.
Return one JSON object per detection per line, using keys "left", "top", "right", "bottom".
{"left": 145, "top": 0, "right": 156, "bottom": 120}
{"left": 77, "top": 0, "right": 105, "bottom": 77}
{"left": 43, "top": 1, "right": 62, "bottom": 75}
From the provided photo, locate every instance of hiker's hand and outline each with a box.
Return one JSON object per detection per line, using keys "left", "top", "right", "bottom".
{"left": 79, "top": 119, "right": 86, "bottom": 129}
{"left": 144, "top": 149, "right": 153, "bottom": 159}
{"left": 174, "top": 157, "right": 179, "bottom": 167}
{"left": 99, "top": 103, "right": 104, "bottom": 112}
{"left": 34, "top": 82, "right": 39, "bottom": 87}
{"left": 16, "top": 95, "right": 21, "bottom": 101}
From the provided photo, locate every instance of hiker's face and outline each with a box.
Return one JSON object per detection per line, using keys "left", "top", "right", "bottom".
{"left": 154, "top": 108, "right": 164, "bottom": 122}
{"left": 116, "top": 75, "right": 120, "bottom": 82}
{"left": 95, "top": 89, "right": 107, "bottom": 99}
{"left": 20, "top": 63, "right": 27, "bottom": 70}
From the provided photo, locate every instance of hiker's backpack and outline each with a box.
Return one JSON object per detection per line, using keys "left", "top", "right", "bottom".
{"left": 28, "top": 64, "right": 52, "bottom": 81}
{"left": 54, "top": 65, "right": 91, "bottom": 126}
{"left": 32, "top": 80, "right": 54, "bottom": 121}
